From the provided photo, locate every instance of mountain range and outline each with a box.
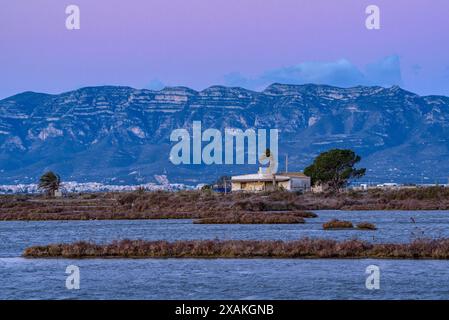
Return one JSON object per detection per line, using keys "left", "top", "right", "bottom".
{"left": 1, "top": 83, "right": 448, "bottom": 185}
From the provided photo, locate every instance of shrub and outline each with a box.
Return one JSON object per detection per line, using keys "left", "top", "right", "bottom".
{"left": 194, "top": 212, "right": 306, "bottom": 224}
{"left": 291, "top": 211, "right": 318, "bottom": 218}
{"left": 117, "top": 192, "right": 140, "bottom": 205}
{"left": 323, "top": 219, "right": 354, "bottom": 230}
{"left": 356, "top": 222, "right": 377, "bottom": 230}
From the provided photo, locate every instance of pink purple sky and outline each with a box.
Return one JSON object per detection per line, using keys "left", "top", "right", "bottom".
{"left": 1, "top": 0, "right": 449, "bottom": 99}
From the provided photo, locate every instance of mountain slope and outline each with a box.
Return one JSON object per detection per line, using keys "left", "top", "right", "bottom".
{"left": 1, "top": 83, "right": 448, "bottom": 184}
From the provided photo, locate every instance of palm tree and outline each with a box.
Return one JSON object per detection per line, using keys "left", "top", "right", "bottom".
{"left": 38, "top": 171, "right": 61, "bottom": 197}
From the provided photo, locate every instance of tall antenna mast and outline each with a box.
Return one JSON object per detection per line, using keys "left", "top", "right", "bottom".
{"left": 285, "top": 154, "right": 288, "bottom": 173}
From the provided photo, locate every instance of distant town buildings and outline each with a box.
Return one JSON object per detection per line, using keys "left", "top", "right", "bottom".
{"left": 350, "top": 182, "right": 449, "bottom": 191}
{"left": 0, "top": 181, "right": 193, "bottom": 194}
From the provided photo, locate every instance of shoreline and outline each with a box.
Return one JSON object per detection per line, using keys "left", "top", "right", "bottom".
{"left": 2, "top": 187, "right": 449, "bottom": 221}
{"left": 20, "top": 256, "right": 449, "bottom": 261}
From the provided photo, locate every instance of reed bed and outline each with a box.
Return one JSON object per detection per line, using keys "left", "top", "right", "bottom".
{"left": 323, "top": 219, "right": 354, "bottom": 230}
{"left": 193, "top": 212, "right": 314, "bottom": 224}
{"left": 23, "top": 238, "right": 449, "bottom": 259}
{"left": 356, "top": 222, "right": 377, "bottom": 230}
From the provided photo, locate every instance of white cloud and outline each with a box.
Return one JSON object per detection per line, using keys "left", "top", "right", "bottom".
{"left": 146, "top": 79, "right": 165, "bottom": 90}
{"left": 223, "top": 56, "right": 402, "bottom": 90}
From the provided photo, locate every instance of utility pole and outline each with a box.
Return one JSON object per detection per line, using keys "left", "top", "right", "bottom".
{"left": 285, "top": 154, "right": 288, "bottom": 173}
{"left": 223, "top": 176, "right": 227, "bottom": 194}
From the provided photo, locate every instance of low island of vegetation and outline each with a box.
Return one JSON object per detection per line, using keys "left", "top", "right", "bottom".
{"left": 356, "top": 222, "right": 377, "bottom": 230}
{"left": 323, "top": 219, "right": 354, "bottom": 230}
{"left": 23, "top": 238, "right": 449, "bottom": 260}
{"left": 322, "top": 220, "right": 377, "bottom": 230}
{"left": 193, "top": 211, "right": 316, "bottom": 224}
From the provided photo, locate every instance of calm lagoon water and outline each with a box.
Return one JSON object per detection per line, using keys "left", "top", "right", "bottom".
{"left": 1, "top": 210, "right": 449, "bottom": 299}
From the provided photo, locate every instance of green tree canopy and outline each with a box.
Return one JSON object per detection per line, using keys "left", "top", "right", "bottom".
{"left": 38, "top": 171, "right": 61, "bottom": 196}
{"left": 304, "top": 149, "right": 366, "bottom": 191}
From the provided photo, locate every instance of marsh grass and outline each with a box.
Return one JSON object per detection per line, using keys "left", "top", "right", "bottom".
{"left": 23, "top": 238, "right": 449, "bottom": 259}
{"left": 193, "top": 212, "right": 314, "bottom": 224}
{"left": 2, "top": 186, "right": 449, "bottom": 221}
{"left": 356, "top": 222, "right": 377, "bottom": 230}
{"left": 323, "top": 219, "right": 354, "bottom": 230}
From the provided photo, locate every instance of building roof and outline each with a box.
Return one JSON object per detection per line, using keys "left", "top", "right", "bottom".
{"left": 280, "top": 172, "right": 309, "bottom": 179}
{"left": 231, "top": 173, "right": 290, "bottom": 182}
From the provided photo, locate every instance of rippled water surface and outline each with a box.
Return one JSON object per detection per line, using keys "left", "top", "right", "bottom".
{"left": 1, "top": 210, "right": 449, "bottom": 299}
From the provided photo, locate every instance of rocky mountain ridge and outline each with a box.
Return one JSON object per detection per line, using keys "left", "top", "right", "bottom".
{"left": 1, "top": 83, "right": 448, "bottom": 184}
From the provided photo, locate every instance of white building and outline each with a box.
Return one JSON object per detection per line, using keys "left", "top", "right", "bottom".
{"left": 231, "top": 168, "right": 311, "bottom": 192}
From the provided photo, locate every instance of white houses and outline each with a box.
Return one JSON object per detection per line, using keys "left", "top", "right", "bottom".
{"left": 231, "top": 168, "right": 311, "bottom": 192}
